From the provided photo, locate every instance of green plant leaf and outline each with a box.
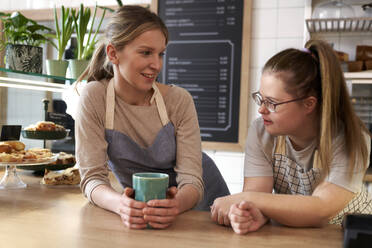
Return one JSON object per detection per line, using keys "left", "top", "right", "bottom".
{"left": 0, "top": 11, "right": 53, "bottom": 50}
{"left": 10, "top": 12, "right": 29, "bottom": 28}
{"left": 27, "top": 24, "right": 52, "bottom": 33}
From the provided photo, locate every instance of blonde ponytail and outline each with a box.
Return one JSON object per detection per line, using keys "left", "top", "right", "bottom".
{"left": 305, "top": 40, "right": 370, "bottom": 177}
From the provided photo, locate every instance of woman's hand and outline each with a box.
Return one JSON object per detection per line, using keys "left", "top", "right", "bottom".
{"left": 211, "top": 195, "right": 240, "bottom": 226}
{"left": 142, "top": 186, "right": 180, "bottom": 229}
{"left": 229, "top": 201, "right": 268, "bottom": 234}
{"left": 117, "top": 187, "right": 148, "bottom": 229}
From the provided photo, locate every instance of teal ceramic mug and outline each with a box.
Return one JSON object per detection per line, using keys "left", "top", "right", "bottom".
{"left": 132, "top": 173, "right": 169, "bottom": 202}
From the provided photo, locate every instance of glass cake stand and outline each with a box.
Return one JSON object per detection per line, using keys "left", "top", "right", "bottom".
{"left": 0, "top": 154, "right": 57, "bottom": 189}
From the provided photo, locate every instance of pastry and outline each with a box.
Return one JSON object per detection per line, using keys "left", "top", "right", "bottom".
{"left": 42, "top": 167, "right": 80, "bottom": 185}
{"left": 0, "top": 143, "right": 12, "bottom": 153}
{"left": 25, "top": 121, "right": 65, "bottom": 132}
{"left": 1, "top": 141, "right": 26, "bottom": 151}
{"left": 0, "top": 152, "right": 23, "bottom": 163}
{"left": 48, "top": 152, "right": 75, "bottom": 165}
{"left": 0, "top": 141, "right": 54, "bottom": 163}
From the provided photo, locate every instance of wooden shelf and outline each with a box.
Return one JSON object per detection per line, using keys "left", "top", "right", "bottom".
{"left": 344, "top": 70, "right": 372, "bottom": 85}
{"left": 306, "top": 17, "right": 372, "bottom": 33}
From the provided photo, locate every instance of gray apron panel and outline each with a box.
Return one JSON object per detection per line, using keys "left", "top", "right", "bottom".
{"left": 105, "top": 122, "right": 178, "bottom": 189}
{"left": 104, "top": 80, "right": 229, "bottom": 211}
{"left": 194, "top": 153, "right": 230, "bottom": 211}
{"left": 105, "top": 125, "right": 230, "bottom": 211}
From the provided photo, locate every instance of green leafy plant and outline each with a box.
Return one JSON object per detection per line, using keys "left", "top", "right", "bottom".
{"left": 51, "top": 6, "right": 75, "bottom": 60}
{"left": 71, "top": 3, "right": 106, "bottom": 60}
{"left": 0, "top": 11, "right": 52, "bottom": 51}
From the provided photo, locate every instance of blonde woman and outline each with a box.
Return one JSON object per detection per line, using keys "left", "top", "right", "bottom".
{"left": 211, "top": 40, "right": 371, "bottom": 233}
{"left": 75, "top": 6, "right": 229, "bottom": 229}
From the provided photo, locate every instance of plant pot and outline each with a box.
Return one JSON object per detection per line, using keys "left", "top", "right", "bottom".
{"left": 68, "top": 59, "right": 90, "bottom": 80}
{"left": 5, "top": 44, "right": 43, "bottom": 73}
{"left": 46, "top": 60, "right": 69, "bottom": 83}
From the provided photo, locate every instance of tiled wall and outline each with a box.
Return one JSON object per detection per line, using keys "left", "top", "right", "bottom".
{"left": 208, "top": 0, "right": 310, "bottom": 193}
{"left": 1, "top": 0, "right": 316, "bottom": 194}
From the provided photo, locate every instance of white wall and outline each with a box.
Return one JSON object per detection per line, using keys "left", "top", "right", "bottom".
{"left": 208, "top": 0, "right": 310, "bottom": 193}
{"left": 1, "top": 0, "right": 309, "bottom": 194}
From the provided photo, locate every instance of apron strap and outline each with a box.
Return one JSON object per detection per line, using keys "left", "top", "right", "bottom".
{"left": 105, "top": 79, "right": 115, "bottom": 130}
{"left": 152, "top": 83, "right": 169, "bottom": 127}
{"left": 105, "top": 80, "right": 169, "bottom": 129}
{"left": 274, "top": 136, "right": 286, "bottom": 155}
{"left": 274, "top": 135, "right": 320, "bottom": 169}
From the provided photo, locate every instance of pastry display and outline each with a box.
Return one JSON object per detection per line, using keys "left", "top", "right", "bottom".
{"left": 22, "top": 121, "right": 69, "bottom": 140}
{"left": 25, "top": 121, "right": 65, "bottom": 131}
{"left": 17, "top": 152, "right": 75, "bottom": 171}
{"left": 0, "top": 141, "right": 54, "bottom": 163}
{"left": 41, "top": 167, "right": 80, "bottom": 185}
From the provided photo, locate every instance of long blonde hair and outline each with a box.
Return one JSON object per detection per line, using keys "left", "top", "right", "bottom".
{"left": 263, "top": 39, "right": 370, "bottom": 177}
{"left": 76, "top": 5, "right": 168, "bottom": 83}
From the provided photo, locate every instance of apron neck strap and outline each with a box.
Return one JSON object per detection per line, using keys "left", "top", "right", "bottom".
{"left": 152, "top": 83, "right": 169, "bottom": 127}
{"left": 105, "top": 79, "right": 115, "bottom": 130}
{"left": 105, "top": 80, "right": 169, "bottom": 130}
{"left": 275, "top": 136, "right": 286, "bottom": 155}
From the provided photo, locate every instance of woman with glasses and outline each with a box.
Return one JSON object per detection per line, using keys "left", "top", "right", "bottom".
{"left": 210, "top": 40, "right": 372, "bottom": 233}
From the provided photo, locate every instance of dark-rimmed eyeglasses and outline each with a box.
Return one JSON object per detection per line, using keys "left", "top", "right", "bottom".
{"left": 251, "top": 91, "right": 308, "bottom": 113}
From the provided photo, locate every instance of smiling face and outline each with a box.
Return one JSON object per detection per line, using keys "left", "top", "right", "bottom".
{"left": 114, "top": 28, "right": 166, "bottom": 93}
{"left": 258, "top": 72, "right": 310, "bottom": 137}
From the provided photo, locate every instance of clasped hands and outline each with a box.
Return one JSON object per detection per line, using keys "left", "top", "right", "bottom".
{"left": 118, "top": 186, "right": 180, "bottom": 229}
{"left": 211, "top": 194, "right": 268, "bottom": 234}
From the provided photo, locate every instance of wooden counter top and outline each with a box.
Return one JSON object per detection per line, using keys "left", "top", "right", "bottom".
{"left": 0, "top": 170, "right": 343, "bottom": 248}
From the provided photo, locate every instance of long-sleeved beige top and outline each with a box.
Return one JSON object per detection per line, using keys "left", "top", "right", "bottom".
{"left": 75, "top": 80, "right": 204, "bottom": 203}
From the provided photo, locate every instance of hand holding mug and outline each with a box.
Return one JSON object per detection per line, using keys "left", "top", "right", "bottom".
{"left": 118, "top": 187, "right": 148, "bottom": 229}
{"left": 133, "top": 172, "right": 175, "bottom": 229}
{"left": 143, "top": 186, "right": 180, "bottom": 229}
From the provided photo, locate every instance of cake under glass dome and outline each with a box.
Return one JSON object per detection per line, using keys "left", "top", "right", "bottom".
{"left": 312, "top": 1, "right": 355, "bottom": 19}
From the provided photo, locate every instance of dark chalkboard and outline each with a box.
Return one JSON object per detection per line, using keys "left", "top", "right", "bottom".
{"left": 154, "top": 0, "right": 251, "bottom": 150}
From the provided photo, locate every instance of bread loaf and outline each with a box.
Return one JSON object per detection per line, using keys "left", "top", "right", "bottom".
{"left": 1, "top": 141, "right": 25, "bottom": 151}
{"left": 0, "top": 143, "right": 12, "bottom": 153}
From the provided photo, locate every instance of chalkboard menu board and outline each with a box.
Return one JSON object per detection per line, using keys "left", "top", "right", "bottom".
{"left": 157, "top": 0, "right": 245, "bottom": 144}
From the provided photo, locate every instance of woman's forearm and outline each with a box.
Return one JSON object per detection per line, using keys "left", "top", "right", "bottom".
{"left": 236, "top": 192, "right": 332, "bottom": 227}
{"left": 176, "top": 184, "right": 200, "bottom": 213}
{"left": 91, "top": 184, "right": 123, "bottom": 215}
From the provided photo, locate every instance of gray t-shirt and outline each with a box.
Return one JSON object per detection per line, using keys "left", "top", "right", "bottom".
{"left": 244, "top": 118, "right": 370, "bottom": 193}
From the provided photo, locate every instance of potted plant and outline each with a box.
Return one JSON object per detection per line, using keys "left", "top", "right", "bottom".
{"left": 0, "top": 11, "right": 52, "bottom": 73}
{"left": 46, "top": 6, "right": 74, "bottom": 81}
{"left": 69, "top": 3, "right": 106, "bottom": 79}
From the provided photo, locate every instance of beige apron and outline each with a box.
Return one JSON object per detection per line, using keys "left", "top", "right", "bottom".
{"left": 274, "top": 136, "right": 372, "bottom": 225}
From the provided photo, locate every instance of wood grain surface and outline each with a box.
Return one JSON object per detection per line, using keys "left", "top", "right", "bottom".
{"left": 0, "top": 170, "right": 343, "bottom": 248}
